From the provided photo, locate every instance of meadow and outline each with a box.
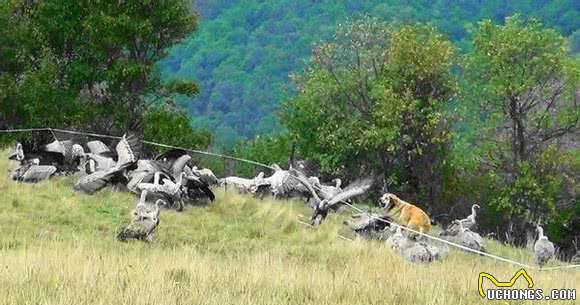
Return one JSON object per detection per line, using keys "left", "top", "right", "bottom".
{"left": 0, "top": 151, "right": 578, "bottom": 305}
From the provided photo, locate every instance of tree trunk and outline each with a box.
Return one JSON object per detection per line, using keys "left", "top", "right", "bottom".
{"left": 378, "top": 152, "right": 390, "bottom": 193}
{"left": 509, "top": 96, "right": 527, "bottom": 163}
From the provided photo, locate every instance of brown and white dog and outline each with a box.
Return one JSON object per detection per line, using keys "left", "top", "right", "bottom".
{"left": 379, "top": 193, "right": 432, "bottom": 237}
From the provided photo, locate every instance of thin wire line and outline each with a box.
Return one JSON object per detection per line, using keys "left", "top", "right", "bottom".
{"left": 540, "top": 264, "right": 580, "bottom": 270}
{"left": 49, "top": 128, "right": 274, "bottom": 168}
{"left": 2, "top": 127, "right": 579, "bottom": 271}
{"left": 0, "top": 128, "right": 50, "bottom": 133}
{"left": 49, "top": 128, "right": 125, "bottom": 140}
{"left": 348, "top": 210, "right": 534, "bottom": 268}
{"left": 48, "top": 128, "right": 60, "bottom": 143}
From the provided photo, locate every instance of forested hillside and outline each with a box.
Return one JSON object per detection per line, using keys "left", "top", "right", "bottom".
{"left": 160, "top": 0, "right": 580, "bottom": 148}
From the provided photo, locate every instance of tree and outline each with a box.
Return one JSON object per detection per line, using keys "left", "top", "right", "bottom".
{"left": 468, "top": 15, "right": 579, "bottom": 164}
{"left": 283, "top": 17, "right": 457, "bottom": 207}
{"left": 466, "top": 15, "right": 580, "bottom": 244}
{"left": 233, "top": 134, "right": 292, "bottom": 177}
{"left": 143, "top": 109, "right": 211, "bottom": 153}
{"left": 0, "top": 0, "right": 205, "bottom": 145}
{"left": 0, "top": 0, "right": 34, "bottom": 129}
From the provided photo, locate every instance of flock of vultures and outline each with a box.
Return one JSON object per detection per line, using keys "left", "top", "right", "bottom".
{"left": 5, "top": 130, "right": 576, "bottom": 266}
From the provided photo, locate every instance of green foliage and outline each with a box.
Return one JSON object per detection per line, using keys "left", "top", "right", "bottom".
{"left": 143, "top": 110, "right": 211, "bottom": 152}
{"left": 233, "top": 134, "right": 292, "bottom": 177}
{"left": 162, "top": 0, "right": 580, "bottom": 145}
{"left": 569, "top": 30, "right": 580, "bottom": 54}
{"left": 469, "top": 15, "right": 567, "bottom": 99}
{"left": 481, "top": 146, "right": 578, "bottom": 244}
{"left": 164, "top": 80, "right": 200, "bottom": 96}
{"left": 283, "top": 18, "right": 457, "bottom": 205}
{"left": 0, "top": 0, "right": 199, "bottom": 139}
{"left": 457, "top": 15, "right": 580, "bottom": 244}
{"left": 18, "top": 52, "right": 86, "bottom": 127}
{"left": 466, "top": 15, "right": 578, "bottom": 170}
{"left": 0, "top": 74, "right": 21, "bottom": 130}
{"left": 490, "top": 162, "right": 557, "bottom": 219}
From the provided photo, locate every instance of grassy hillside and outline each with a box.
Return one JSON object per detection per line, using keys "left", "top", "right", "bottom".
{"left": 0, "top": 151, "right": 579, "bottom": 305}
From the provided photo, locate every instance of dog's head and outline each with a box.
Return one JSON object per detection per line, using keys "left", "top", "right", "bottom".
{"left": 379, "top": 193, "right": 399, "bottom": 211}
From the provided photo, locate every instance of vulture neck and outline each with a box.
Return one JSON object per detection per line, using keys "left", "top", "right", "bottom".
{"left": 538, "top": 227, "right": 547, "bottom": 240}
{"left": 155, "top": 200, "right": 164, "bottom": 209}
{"left": 139, "top": 190, "right": 148, "bottom": 203}
{"left": 471, "top": 205, "right": 478, "bottom": 218}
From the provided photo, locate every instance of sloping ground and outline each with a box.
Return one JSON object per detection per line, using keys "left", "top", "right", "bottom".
{"left": 0, "top": 151, "right": 578, "bottom": 305}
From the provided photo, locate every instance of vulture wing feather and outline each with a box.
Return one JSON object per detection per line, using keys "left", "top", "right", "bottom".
{"left": 171, "top": 155, "right": 192, "bottom": 178}
{"left": 74, "top": 166, "right": 123, "bottom": 194}
{"left": 289, "top": 169, "right": 321, "bottom": 202}
{"left": 185, "top": 175, "right": 216, "bottom": 201}
{"left": 43, "top": 140, "right": 66, "bottom": 155}
{"left": 21, "top": 165, "right": 57, "bottom": 182}
{"left": 87, "top": 140, "right": 112, "bottom": 156}
{"left": 327, "top": 177, "right": 373, "bottom": 206}
{"left": 115, "top": 132, "right": 142, "bottom": 167}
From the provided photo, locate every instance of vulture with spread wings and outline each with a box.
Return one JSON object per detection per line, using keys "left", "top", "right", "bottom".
{"left": 290, "top": 169, "right": 373, "bottom": 226}
{"left": 74, "top": 132, "right": 142, "bottom": 194}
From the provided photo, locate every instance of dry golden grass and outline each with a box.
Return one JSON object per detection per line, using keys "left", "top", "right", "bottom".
{"left": 0, "top": 152, "right": 578, "bottom": 305}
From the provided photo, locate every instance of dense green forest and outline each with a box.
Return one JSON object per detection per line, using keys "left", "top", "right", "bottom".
{"left": 160, "top": 0, "right": 580, "bottom": 148}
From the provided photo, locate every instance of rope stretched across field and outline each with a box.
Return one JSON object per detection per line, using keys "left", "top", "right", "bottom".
{"left": 0, "top": 128, "right": 270, "bottom": 168}
{"left": 1, "top": 127, "right": 579, "bottom": 271}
